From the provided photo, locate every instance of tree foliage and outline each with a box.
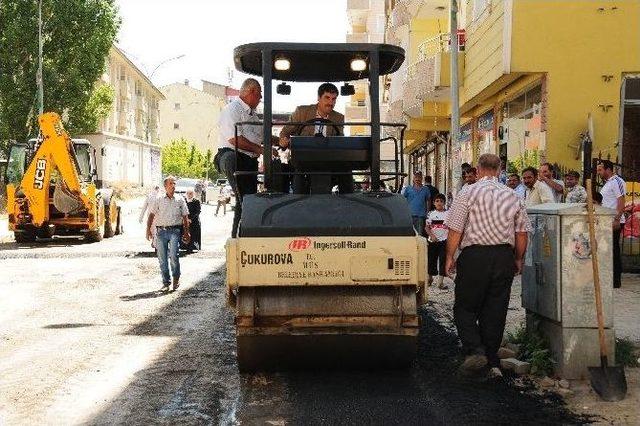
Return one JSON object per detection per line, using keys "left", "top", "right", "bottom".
{"left": 0, "top": 0, "right": 120, "bottom": 153}
{"left": 162, "top": 139, "right": 220, "bottom": 180}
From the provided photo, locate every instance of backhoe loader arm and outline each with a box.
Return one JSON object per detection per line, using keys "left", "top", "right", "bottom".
{"left": 19, "top": 112, "right": 92, "bottom": 226}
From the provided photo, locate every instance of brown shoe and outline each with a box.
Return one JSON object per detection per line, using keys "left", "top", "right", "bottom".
{"left": 172, "top": 277, "right": 180, "bottom": 291}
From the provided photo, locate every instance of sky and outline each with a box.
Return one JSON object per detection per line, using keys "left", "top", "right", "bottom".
{"left": 115, "top": 0, "right": 350, "bottom": 112}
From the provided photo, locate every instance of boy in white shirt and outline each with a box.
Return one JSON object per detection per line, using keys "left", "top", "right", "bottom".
{"left": 425, "top": 193, "right": 449, "bottom": 290}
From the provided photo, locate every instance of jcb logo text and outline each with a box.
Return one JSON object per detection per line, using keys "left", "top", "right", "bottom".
{"left": 33, "top": 159, "right": 47, "bottom": 190}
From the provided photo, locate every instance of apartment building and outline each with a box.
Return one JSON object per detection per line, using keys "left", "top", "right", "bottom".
{"left": 385, "top": 0, "right": 640, "bottom": 194}
{"left": 346, "top": 0, "right": 403, "bottom": 188}
{"left": 159, "top": 81, "right": 227, "bottom": 153}
{"left": 80, "top": 45, "right": 165, "bottom": 187}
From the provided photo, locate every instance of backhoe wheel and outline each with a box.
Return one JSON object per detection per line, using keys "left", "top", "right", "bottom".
{"left": 104, "top": 198, "right": 118, "bottom": 238}
{"left": 115, "top": 206, "right": 123, "bottom": 235}
{"left": 14, "top": 231, "right": 37, "bottom": 243}
{"left": 36, "top": 224, "right": 55, "bottom": 239}
{"left": 85, "top": 202, "right": 105, "bottom": 242}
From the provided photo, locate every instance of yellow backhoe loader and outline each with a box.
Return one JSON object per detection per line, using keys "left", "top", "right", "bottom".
{"left": 4, "top": 112, "right": 121, "bottom": 243}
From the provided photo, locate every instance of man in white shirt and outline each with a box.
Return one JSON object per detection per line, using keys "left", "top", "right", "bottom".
{"left": 215, "top": 78, "right": 277, "bottom": 237}
{"left": 139, "top": 185, "right": 161, "bottom": 248}
{"left": 597, "top": 160, "right": 627, "bottom": 288}
{"left": 539, "top": 163, "right": 565, "bottom": 202}
{"left": 522, "top": 167, "right": 554, "bottom": 207}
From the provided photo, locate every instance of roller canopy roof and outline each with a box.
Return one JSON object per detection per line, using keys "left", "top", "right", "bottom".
{"left": 233, "top": 42, "right": 405, "bottom": 82}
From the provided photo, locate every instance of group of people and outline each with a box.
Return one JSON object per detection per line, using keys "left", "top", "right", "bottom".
{"left": 139, "top": 177, "right": 203, "bottom": 292}
{"left": 402, "top": 155, "right": 627, "bottom": 379}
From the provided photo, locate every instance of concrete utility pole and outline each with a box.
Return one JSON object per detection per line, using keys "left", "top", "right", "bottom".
{"left": 37, "top": 0, "right": 44, "bottom": 116}
{"left": 449, "top": 0, "right": 461, "bottom": 192}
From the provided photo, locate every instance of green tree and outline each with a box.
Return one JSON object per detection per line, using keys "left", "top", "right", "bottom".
{"left": 162, "top": 138, "right": 209, "bottom": 178}
{"left": 0, "top": 0, "right": 120, "bottom": 154}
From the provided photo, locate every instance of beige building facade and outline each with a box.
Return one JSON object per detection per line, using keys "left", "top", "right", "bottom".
{"left": 159, "top": 81, "right": 227, "bottom": 154}
{"left": 80, "top": 45, "right": 165, "bottom": 187}
{"left": 347, "top": 0, "right": 405, "bottom": 189}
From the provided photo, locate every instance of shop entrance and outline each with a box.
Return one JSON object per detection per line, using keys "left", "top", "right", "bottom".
{"left": 621, "top": 77, "right": 640, "bottom": 182}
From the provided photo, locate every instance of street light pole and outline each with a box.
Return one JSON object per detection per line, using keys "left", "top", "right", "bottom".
{"left": 36, "top": 0, "right": 44, "bottom": 116}
{"left": 145, "top": 54, "right": 185, "bottom": 142}
{"left": 449, "top": 0, "right": 461, "bottom": 193}
{"left": 149, "top": 54, "right": 186, "bottom": 79}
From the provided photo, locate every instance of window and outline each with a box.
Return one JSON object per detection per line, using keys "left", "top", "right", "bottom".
{"left": 357, "top": 100, "right": 366, "bottom": 107}
{"left": 174, "top": 103, "right": 181, "bottom": 110}
{"left": 174, "top": 123, "right": 180, "bottom": 129}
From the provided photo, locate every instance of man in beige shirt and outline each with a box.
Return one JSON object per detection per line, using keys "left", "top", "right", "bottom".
{"left": 279, "top": 83, "right": 344, "bottom": 145}
{"left": 522, "top": 167, "right": 554, "bottom": 207}
{"left": 279, "top": 83, "right": 351, "bottom": 193}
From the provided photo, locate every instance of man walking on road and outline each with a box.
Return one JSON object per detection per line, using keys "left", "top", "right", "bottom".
{"left": 445, "top": 154, "right": 531, "bottom": 379}
{"left": 402, "top": 171, "right": 431, "bottom": 235}
{"left": 597, "top": 160, "right": 627, "bottom": 288}
{"left": 146, "top": 176, "right": 190, "bottom": 292}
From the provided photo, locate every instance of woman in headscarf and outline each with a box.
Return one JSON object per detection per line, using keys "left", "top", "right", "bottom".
{"left": 183, "top": 189, "right": 202, "bottom": 252}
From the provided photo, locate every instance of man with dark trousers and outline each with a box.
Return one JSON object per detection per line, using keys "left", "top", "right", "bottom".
{"left": 445, "top": 154, "right": 531, "bottom": 379}
{"left": 597, "top": 160, "right": 627, "bottom": 288}
{"left": 216, "top": 78, "right": 278, "bottom": 237}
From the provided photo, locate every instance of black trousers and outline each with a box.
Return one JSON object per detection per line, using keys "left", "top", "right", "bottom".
{"left": 217, "top": 149, "right": 257, "bottom": 238}
{"left": 613, "top": 229, "right": 622, "bottom": 288}
{"left": 454, "top": 245, "right": 515, "bottom": 367}
{"left": 428, "top": 240, "right": 447, "bottom": 276}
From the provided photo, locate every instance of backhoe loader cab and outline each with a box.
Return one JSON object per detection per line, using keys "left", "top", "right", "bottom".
{"left": 5, "top": 113, "right": 121, "bottom": 243}
{"left": 5, "top": 139, "right": 96, "bottom": 186}
{"left": 226, "top": 43, "right": 427, "bottom": 371}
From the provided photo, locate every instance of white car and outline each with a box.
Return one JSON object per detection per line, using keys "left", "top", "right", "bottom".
{"left": 174, "top": 178, "right": 199, "bottom": 198}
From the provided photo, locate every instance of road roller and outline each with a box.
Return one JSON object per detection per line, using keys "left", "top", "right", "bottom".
{"left": 225, "top": 42, "right": 427, "bottom": 371}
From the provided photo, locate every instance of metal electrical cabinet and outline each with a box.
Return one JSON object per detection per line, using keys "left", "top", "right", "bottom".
{"left": 523, "top": 203, "right": 616, "bottom": 379}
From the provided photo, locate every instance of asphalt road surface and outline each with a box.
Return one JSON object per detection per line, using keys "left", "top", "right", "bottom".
{"left": 0, "top": 200, "right": 588, "bottom": 425}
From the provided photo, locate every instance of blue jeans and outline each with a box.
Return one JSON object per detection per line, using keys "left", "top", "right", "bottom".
{"left": 156, "top": 227, "right": 181, "bottom": 284}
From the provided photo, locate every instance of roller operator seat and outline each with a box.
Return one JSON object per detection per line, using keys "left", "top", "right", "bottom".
{"left": 289, "top": 135, "right": 371, "bottom": 195}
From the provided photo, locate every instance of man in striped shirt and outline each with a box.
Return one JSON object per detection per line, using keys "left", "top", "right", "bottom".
{"left": 445, "top": 154, "right": 531, "bottom": 378}
{"left": 597, "top": 160, "right": 627, "bottom": 288}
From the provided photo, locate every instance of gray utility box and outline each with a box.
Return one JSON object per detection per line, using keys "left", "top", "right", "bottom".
{"left": 523, "top": 203, "right": 616, "bottom": 379}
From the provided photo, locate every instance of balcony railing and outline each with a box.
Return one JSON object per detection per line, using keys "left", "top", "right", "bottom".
{"left": 345, "top": 104, "right": 368, "bottom": 121}
{"left": 418, "top": 33, "right": 451, "bottom": 61}
{"left": 346, "top": 33, "right": 368, "bottom": 44}
{"left": 347, "top": 0, "right": 369, "bottom": 11}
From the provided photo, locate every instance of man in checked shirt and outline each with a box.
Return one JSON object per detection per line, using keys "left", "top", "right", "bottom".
{"left": 445, "top": 154, "right": 531, "bottom": 379}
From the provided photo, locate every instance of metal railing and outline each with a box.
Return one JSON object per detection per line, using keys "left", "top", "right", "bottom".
{"left": 417, "top": 33, "right": 451, "bottom": 61}
{"left": 231, "top": 121, "right": 408, "bottom": 193}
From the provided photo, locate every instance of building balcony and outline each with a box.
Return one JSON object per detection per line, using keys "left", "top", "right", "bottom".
{"left": 345, "top": 104, "right": 368, "bottom": 121}
{"left": 407, "top": 33, "right": 464, "bottom": 102}
{"left": 347, "top": 0, "right": 369, "bottom": 11}
{"left": 346, "top": 33, "right": 368, "bottom": 43}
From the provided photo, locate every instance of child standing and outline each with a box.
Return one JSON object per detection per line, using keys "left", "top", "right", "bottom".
{"left": 425, "top": 193, "right": 449, "bottom": 290}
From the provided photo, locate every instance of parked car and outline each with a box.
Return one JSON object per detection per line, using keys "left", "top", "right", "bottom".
{"left": 174, "top": 178, "right": 199, "bottom": 198}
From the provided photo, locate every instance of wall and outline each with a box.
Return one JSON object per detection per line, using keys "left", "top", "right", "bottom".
{"left": 460, "top": 0, "right": 508, "bottom": 105}
{"left": 81, "top": 133, "right": 162, "bottom": 187}
{"left": 159, "top": 83, "right": 226, "bottom": 153}
{"left": 510, "top": 0, "right": 640, "bottom": 167}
